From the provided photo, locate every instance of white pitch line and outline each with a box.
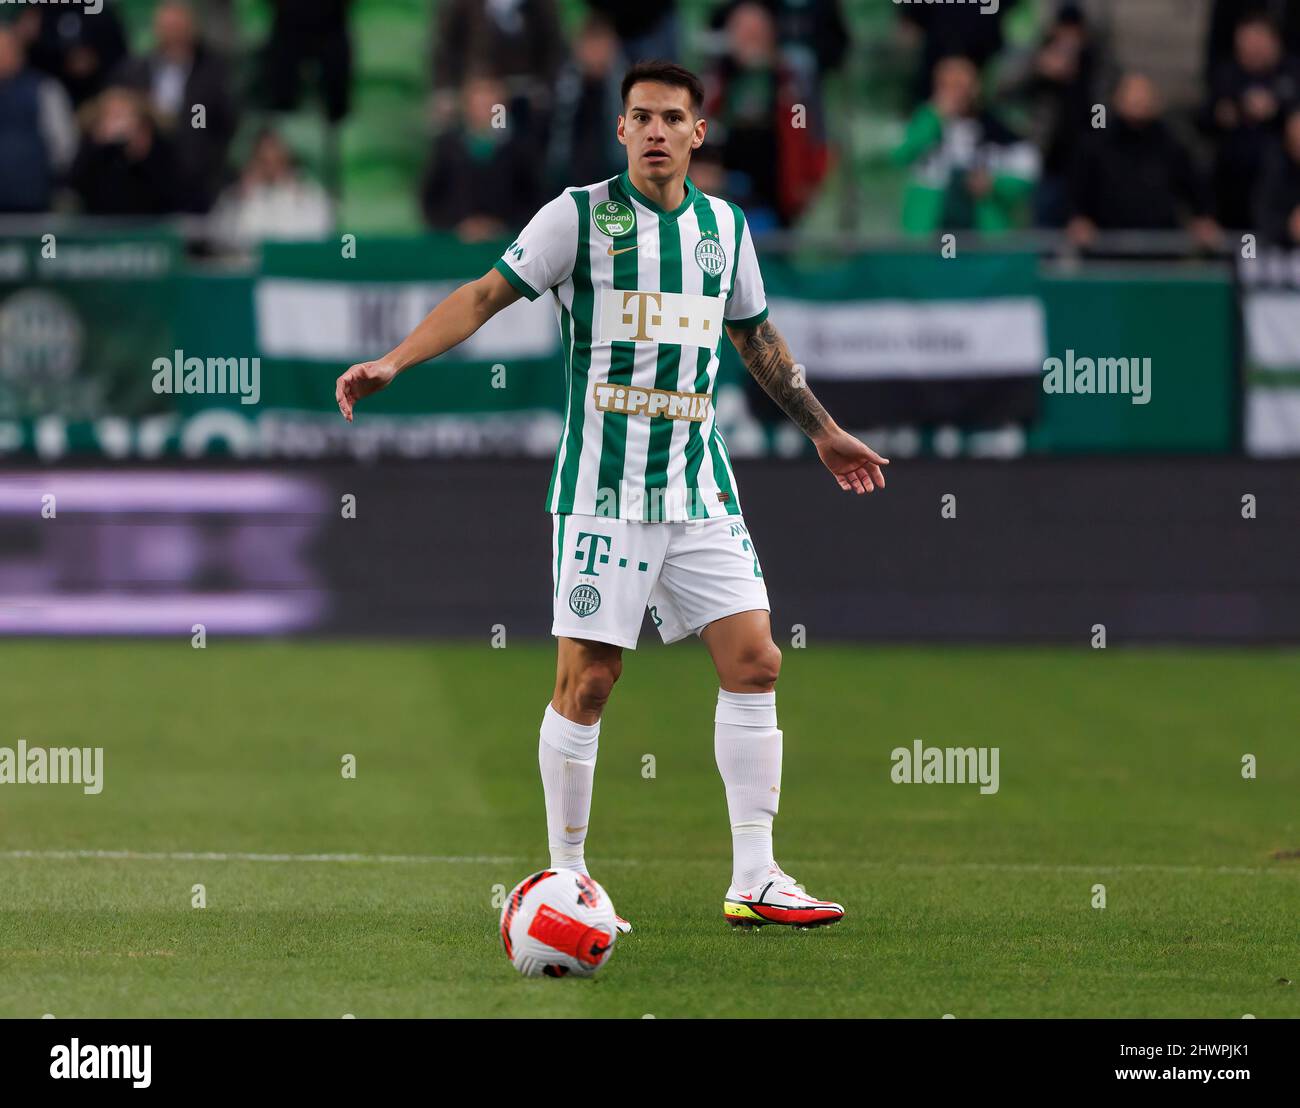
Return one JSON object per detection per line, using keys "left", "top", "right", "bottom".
{"left": 0, "top": 850, "right": 1295, "bottom": 877}
{"left": 0, "top": 849, "right": 523, "bottom": 865}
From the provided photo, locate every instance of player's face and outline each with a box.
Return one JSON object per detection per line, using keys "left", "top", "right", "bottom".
{"left": 618, "top": 82, "right": 706, "bottom": 184}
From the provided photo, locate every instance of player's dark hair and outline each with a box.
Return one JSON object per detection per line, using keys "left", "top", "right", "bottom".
{"left": 620, "top": 60, "right": 705, "bottom": 117}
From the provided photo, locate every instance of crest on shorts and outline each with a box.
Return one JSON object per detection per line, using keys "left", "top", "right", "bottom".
{"left": 592, "top": 201, "right": 636, "bottom": 238}
{"left": 569, "top": 583, "right": 601, "bottom": 618}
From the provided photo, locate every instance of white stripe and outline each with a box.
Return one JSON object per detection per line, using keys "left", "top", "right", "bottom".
{"left": 620, "top": 214, "right": 663, "bottom": 517}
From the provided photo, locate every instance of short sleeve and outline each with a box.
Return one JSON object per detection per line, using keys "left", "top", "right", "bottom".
{"left": 724, "top": 214, "right": 768, "bottom": 328}
{"left": 493, "top": 192, "right": 578, "bottom": 301}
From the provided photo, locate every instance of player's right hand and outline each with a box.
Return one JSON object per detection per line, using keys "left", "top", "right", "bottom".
{"left": 336, "top": 359, "right": 398, "bottom": 422}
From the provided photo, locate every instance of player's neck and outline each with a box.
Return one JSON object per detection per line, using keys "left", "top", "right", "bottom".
{"left": 625, "top": 167, "right": 689, "bottom": 214}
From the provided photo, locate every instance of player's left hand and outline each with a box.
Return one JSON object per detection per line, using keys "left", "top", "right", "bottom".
{"left": 814, "top": 428, "right": 890, "bottom": 494}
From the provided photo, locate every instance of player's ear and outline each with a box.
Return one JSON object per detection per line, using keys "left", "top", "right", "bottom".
{"left": 693, "top": 117, "right": 707, "bottom": 148}
{"left": 616, "top": 115, "right": 627, "bottom": 146}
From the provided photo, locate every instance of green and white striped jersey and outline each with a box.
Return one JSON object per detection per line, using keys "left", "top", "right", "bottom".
{"left": 493, "top": 170, "right": 769, "bottom": 523}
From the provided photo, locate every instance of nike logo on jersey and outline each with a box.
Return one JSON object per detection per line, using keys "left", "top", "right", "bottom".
{"left": 607, "top": 243, "right": 640, "bottom": 257}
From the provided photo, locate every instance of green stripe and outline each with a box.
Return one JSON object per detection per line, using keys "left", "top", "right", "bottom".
{"left": 554, "top": 190, "right": 593, "bottom": 514}
{"left": 554, "top": 513, "right": 566, "bottom": 597}
{"left": 595, "top": 175, "right": 639, "bottom": 519}
{"left": 684, "top": 193, "right": 736, "bottom": 518}
{"left": 544, "top": 303, "right": 573, "bottom": 509}
{"left": 641, "top": 212, "right": 684, "bottom": 520}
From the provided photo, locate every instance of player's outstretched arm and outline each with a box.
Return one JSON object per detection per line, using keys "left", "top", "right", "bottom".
{"left": 726, "top": 318, "right": 890, "bottom": 495}
{"left": 335, "top": 267, "right": 522, "bottom": 421}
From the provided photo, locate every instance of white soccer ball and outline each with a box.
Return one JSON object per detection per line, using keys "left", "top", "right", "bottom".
{"left": 500, "top": 869, "right": 617, "bottom": 978}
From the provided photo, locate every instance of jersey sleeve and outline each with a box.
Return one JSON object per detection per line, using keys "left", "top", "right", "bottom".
{"left": 493, "top": 191, "right": 578, "bottom": 301}
{"left": 724, "top": 216, "right": 769, "bottom": 329}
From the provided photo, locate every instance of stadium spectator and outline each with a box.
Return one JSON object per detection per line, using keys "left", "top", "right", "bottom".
{"left": 703, "top": 2, "right": 830, "bottom": 229}
{"left": 1207, "top": 0, "right": 1300, "bottom": 78}
{"left": 111, "top": 1, "right": 237, "bottom": 214}
{"left": 0, "top": 25, "right": 77, "bottom": 213}
{"left": 585, "top": 0, "right": 679, "bottom": 64}
{"left": 999, "top": 4, "right": 1106, "bottom": 227}
{"left": 262, "top": 0, "right": 354, "bottom": 124}
{"left": 210, "top": 129, "right": 333, "bottom": 245}
{"left": 431, "top": 0, "right": 565, "bottom": 133}
{"left": 897, "top": 0, "right": 1019, "bottom": 103}
{"left": 1204, "top": 14, "right": 1300, "bottom": 228}
{"left": 67, "top": 87, "right": 179, "bottom": 215}
{"left": 13, "top": 1, "right": 128, "bottom": 107}
{"left": 1254, "top": 107, "right": 1300, "bottom": 244}
{"left": 892, "top": 55, "right": 1039, "bottom": 235}
{"left": 421, "top": 73, "right": 541, "bottom": 241}
{"left": 546, "top": 15, "right": 625, "bottom": 191}
{"left": 1067, "top": 73, "right": 1222, "bottom": 249}
{"left": 1078, "top": 0, "right": 1213, "bottom": 112}
{"left": 688, "top": 142, "right": 728, "bottom": 198}
{"left": 709, "top": 0, "right": 849, "bottom": 85}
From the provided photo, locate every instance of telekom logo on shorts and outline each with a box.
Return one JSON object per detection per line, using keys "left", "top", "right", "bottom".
{"left": 574, "top": 532, "right": 613, "bottom": 576}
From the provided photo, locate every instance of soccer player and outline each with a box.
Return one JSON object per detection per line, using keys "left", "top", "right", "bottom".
{"left": 336, "top": 60, "right": 889, "bottom": 930}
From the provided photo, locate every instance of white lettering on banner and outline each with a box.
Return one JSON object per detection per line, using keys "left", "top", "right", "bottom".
{"left": 768, "top": 297, "right": 1046, "bottom": 378}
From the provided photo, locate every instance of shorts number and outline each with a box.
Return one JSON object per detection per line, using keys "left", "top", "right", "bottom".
{"left": 740, "top": 538, "right": 763, "bottom": 578}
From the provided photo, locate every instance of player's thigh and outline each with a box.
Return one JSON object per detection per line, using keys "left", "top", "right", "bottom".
{"left": 650, "top": 516, "right": 771, "bottom": 646}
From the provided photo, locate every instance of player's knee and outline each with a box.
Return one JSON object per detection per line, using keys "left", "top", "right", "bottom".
{"left": 734, "top": 640, "right": 781, "bottom": 690}
{"left": 574, "top": 657, "right": 621, "bottom": 712}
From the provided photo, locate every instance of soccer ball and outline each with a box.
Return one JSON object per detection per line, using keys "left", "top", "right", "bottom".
{"left": 500, "top": 870, "right": 617, "bottom": 978}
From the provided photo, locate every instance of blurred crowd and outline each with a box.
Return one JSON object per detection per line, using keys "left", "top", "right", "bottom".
{"left": 895, "top": 0, "right": 1300, "bottom": 248}
{"left": 2, "top": 0, "right": 1300, "bottom": 248}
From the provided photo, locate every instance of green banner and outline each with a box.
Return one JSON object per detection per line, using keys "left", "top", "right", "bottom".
{"left": 0, "top": 235, "right": 1240, "bottom": 457}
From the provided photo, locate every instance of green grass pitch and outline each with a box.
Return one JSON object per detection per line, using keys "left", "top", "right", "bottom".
{"left": 0, "top": 640, "right": 1296, "bottom": 1018}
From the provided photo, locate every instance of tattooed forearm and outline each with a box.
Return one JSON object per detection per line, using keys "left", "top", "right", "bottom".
{"left": 734, "top": 320, "right": 832, "bottom": 439}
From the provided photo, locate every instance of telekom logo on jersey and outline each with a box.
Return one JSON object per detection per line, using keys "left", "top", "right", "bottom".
{"left": 597, "top": 289, "right": 724, "bottom": 349}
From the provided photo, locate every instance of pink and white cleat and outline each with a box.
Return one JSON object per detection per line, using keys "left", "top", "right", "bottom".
{"left": 723, "top": 866, "right": 844, "bottom": 928}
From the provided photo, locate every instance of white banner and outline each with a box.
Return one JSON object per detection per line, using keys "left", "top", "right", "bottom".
{"left": 1244, "top": 291, "right": 1300, "bottom": 370}
{"left": 255, "top": 279, "right": 559, "bottom": 362}
{"left": 768, "top": 296, "right": 1046, "bottom": 378}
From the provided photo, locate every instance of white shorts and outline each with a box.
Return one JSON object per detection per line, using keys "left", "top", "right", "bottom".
{"left": 551, "top": 513, "right": 771, "bottom": 649}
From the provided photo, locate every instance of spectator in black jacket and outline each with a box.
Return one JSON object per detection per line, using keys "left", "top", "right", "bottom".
{"left": 709, "top": 0, "right": 848, "bottom": 85}
{"left": 585, "top": 0, "right": 679, "bottom": 64}
{"left": 0, "top": 25, "right": 77, "bottom": 213}
{"left": 111, "top": 1, "right": 237, "bottom": 213}
{"left": 1068, "top": 72, "right": 1222, "bottom": 250}
{"left": 1255, "top": 107, "right": 1300, "bottom": 244}
{"left": 68, "top": 87, "right": 179, "bottom": 215}
{"left": 546, "top": 15, "right": 624, "bottom": 191}
{"left": 1205, "top": 13, "right": 1300, "bottom": 228}
{"left": 15, "top": 1, "right": 128, "bottom": 106}
{"left": 999, "top": 4, "right": 1105, "bottom": 227}
{"left": 421, "top": 73, "right": 541, "bottom": 241}
{"left": 263, "top": 0, "right": 353, "bottom": 123}
{"left": 1207, "top": 0, "right": 1300, "bottom": 78}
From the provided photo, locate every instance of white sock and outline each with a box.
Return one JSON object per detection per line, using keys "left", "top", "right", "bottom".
{"left": 538, "top": 702, "right": 599, "bottom": 875}
{"left": 714, "top": 688, "right": 781, "bottom": 890}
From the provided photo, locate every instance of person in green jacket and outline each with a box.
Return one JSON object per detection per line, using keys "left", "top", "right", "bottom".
{"left": 892, "top": 55, "right": 1040, "bottom": 234}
